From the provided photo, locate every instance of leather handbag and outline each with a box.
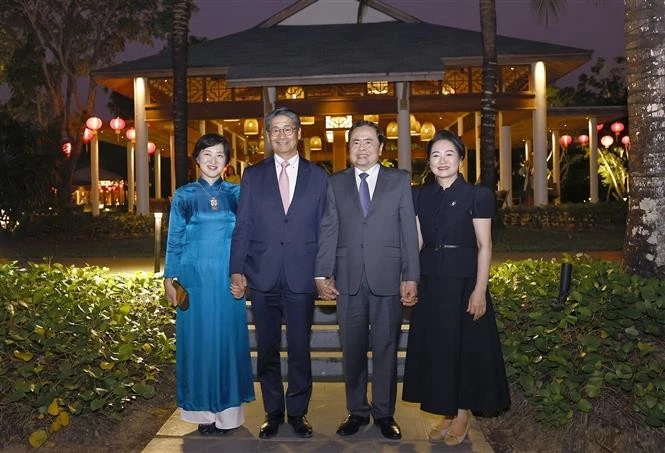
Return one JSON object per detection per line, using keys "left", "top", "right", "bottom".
{"left": 172, "top": 280, "right": 189, "bottom": 311}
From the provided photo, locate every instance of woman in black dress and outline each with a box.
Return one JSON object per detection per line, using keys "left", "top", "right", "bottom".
{"left": 402, "top": 130, "right": 510, "bottom": 446}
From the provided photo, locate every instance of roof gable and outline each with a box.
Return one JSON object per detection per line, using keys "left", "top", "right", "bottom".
{"left": 259, "top": 0, "right": 419, "bottom": 27}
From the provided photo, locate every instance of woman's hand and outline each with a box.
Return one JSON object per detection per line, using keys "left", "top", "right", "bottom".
{"left": 230, "top": 273, "right": 247, "bottom": 299}
{"left": 164, "top": 278, "right": 178, "bottom": 307}
{"left": 467, "top": 288, "right": 486, "bottom": 321}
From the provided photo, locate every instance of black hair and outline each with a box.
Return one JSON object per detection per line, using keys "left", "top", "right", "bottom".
{"left": 347, "top": 120, "right": 385, "bottom": 145}
{"left": 265, "top": 107, "right": 301, "bottom": 131}
{"left": 193, "top": 133, "right": 230, "bottom": 161}
{"left": 427, "top": 129, "right": 465, "bottom": 160}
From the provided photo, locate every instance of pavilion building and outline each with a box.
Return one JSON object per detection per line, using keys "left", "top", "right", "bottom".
{"left": 93, "top": 0, "right": 626, "bottom": 215}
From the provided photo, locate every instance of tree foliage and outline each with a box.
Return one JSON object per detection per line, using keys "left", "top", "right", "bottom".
{"left": 548, "top": 57, "right": 627, "bottom": 107}
{"left": 0, "top": 0, "right": 171, "bottom": 207}
{"left": 0, "top": 109, "right": 61, "bottom": 231}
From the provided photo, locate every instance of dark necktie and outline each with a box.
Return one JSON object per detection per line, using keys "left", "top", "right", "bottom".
{"left": 359, "top": 172, "right": 370, "bottom": 217}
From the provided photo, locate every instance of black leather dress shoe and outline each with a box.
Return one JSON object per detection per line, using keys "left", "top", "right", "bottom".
{"left": 287, "top": 415, "right": 313, "bottom": 438}
{"left": 336, "top": 414, "right": 370, "bottom": 436}
{"left": 374, "top": 417, "right": 402, "bottom": 440}
{"left": 259, "top": 417, "right": 284, "bottom": 439}
{"left": 197, "top": 423, "right": 232, "bottom": 436}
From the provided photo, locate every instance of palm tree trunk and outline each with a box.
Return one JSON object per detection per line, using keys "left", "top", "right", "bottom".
{"left": 622, "top": 0, "right": 665, "bottom": 277}
{"left": 479, "top": 0, "right": 498, "bottom": 193}
{"left": 171, "top": 0, "right": 192, "bottom": 189}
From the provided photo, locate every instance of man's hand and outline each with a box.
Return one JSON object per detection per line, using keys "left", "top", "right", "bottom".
{"left": 316, "top": 277, "right": 339, "bottom": 300}
{"left": 400, "top": 280, "right": 418, "bottom": 306}
{"left": 230, "top": 273, "right": 247, "bottom": 299}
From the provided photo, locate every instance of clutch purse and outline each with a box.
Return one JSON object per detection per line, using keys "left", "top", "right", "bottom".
{"left": 172, "top": 280, "right": 189, "bottom": 311}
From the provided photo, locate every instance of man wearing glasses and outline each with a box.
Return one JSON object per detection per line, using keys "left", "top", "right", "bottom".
{"left": 230, "top": 107, "right": 327, "bottom": 439}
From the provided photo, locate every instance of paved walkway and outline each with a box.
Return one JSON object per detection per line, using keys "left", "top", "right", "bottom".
{"left": 143, "top": 383, "right": 494, "bottom": 453}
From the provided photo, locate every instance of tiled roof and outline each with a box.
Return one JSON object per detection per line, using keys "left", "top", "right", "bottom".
{"left": 94, "top": 22, "right": 591, "bottom": 83}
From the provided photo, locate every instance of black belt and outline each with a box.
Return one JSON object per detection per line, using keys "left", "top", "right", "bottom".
{"left": 423, "top": 244, "right": 475, "bottom": 251}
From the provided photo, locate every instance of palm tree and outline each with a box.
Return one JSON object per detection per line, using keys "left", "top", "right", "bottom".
{"left": 479, "top": 0, "right": 498, "bottom": 192}
{"left": 479, "top": 0, "right": 569, "bottom": 193}
{"left": 622, "top": 1, "right": 665, "bottom": 277}
{"left": 171, "top": 0, "right": 193, "bottom": 189}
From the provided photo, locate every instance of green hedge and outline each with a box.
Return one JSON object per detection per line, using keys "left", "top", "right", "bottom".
{"left": 11, "top": 212, "right": 157, "bottom": 240}
{"left": 492, "top": 255, "right": 665, "bottom": 427}
{"left": 0, "top": 262, "right": 174, "bottom": 447}
{"left": 500, "top": 202, "right": 627, "bottom": 230}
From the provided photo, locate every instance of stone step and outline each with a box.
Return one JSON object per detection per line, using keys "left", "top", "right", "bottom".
{"left": 248, "top": 324, "right": 410, "bottom": 350}
{"left": 250, "top": 351, "right": 407, "bottom": 381}
{"left": 245, "top": 300, "right": 413, "bottom": 325}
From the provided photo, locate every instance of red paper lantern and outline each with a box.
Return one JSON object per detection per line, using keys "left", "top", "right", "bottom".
{"left": 125, "top": 127, "right": 136, "bottom": 142}
{"left": 559, "top": 134, "right": 572, "bottom": 148}
{"left": 577, "top": 134, "right": 589, "bottom": 146}
{"left": 596, "top": 123, "right": 604, "bottom": 131}
{"left": 82, "top": 128, "right": 94, "bottom": 143}
{"left": 110, "top": 117, "right": 126, "bottom": 135}
{"left": 86, "top": 116, "right": 102, "bottom": 131}
{"left": 147, "top": 141, "right": 156, "bottom": 155}
{"left": 610, "top": 121, "right": 624, "bottom": 136}
{"left": 621, "top": 135, "right": 630, "bottom": 148}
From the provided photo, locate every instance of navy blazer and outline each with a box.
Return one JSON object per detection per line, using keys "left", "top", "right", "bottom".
{"left": 230, "top": 156, "right": 327, "bottom": 293}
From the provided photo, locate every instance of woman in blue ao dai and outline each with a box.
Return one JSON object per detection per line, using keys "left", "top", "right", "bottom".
{"left": 164, "top": 133, "right": 255, "bottom": 435}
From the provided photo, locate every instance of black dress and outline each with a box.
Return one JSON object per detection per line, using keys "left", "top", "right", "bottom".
{"left": 402, "top": 176, "right": 510, "bottom": 417}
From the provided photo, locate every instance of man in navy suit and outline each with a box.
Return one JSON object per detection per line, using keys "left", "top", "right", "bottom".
{"left": 230, "top": 107, "right": 327, "bottom": 439}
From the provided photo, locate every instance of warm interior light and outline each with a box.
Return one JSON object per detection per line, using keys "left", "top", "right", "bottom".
{"left": 309, "top": 136, "right": 322, "bottom": 150}
{"left": 243, "top": 118, "right": 259, "bottom": 135}
{"left": 410, "top": 115, "right": 420, "bottom": 136}
{"left": 386, "top": 121, "right": 398, "bottom": 140}
{"left": 300, "top": 116, "right": 315, "bottom": 125}
{"left": 420, "top": 122, "right": 435, "bottom": 141}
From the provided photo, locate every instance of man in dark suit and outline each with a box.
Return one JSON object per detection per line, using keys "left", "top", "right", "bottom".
{"left": 230, "top": 107, "right": 327, "bottom": 439}
{"left": 315, "top": 120, "right": 419, "bottom": 440}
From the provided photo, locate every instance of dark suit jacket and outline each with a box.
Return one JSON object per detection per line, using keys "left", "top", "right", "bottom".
{"left": 315, "top": 165, "right": 419, "bottom": 296}
{"left": 230, "top": 156, "right": 327, "bottom": 293}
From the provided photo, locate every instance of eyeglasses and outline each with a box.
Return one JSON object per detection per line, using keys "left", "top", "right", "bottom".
{"left": 269, "top": 126, "right": 297, "bottom": 137}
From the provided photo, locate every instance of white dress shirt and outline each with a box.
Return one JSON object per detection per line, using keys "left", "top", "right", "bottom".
{"left": 274, "top": 154, "right": 299, "bottom": 203}
{"left": 354, "top": 163, "right": 380, "bottom": 199}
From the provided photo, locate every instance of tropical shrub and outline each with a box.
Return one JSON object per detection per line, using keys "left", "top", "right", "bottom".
{"left": 491, "top": 255, "right": 665, "bottom": 427}
{"left": 0, "top": 262, "right": 174, "bottom": 448}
